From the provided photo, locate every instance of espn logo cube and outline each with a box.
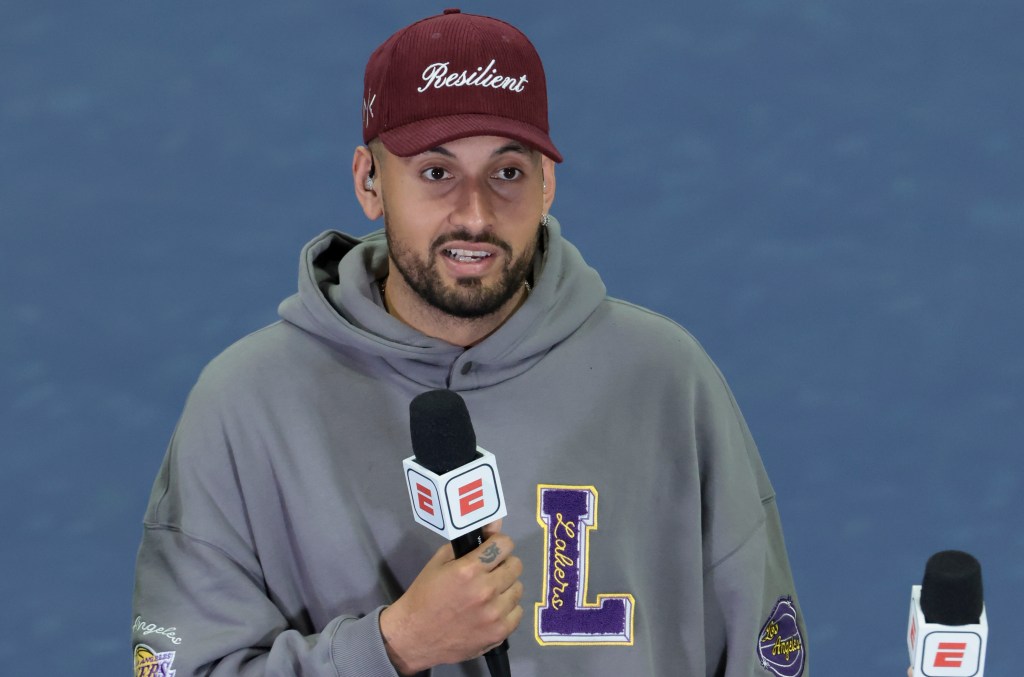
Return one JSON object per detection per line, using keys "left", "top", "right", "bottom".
{"left": 916, "top": 633, "right": 983, "bottom": 677}
{"left": 403, "top": 447, "right": 506, "bottom": 540}
{"left": 908, "top": 586, "right": 987, "bottom": 677}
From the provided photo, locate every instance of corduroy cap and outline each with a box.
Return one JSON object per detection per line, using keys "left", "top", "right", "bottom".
{"left": 361, "top": 8, "right": 562, "bottom": 162}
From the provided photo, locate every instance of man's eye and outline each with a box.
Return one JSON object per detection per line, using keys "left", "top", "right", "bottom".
{"left": 422, "top": 167, "right": 450, "bottom": 181}
{"left": 495, "top": 167, "right": 522, "bottom": 181}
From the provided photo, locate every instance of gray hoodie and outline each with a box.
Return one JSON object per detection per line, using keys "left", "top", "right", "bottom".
{"left": 133, "top": 217, "right": 808, "bottom": 676}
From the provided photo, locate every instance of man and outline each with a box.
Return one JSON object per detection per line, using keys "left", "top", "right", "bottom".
{"left": 133, "top": 9, "right": 808, "bottom": 677}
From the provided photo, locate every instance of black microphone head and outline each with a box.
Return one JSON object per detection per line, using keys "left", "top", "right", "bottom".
{"left": 409, "top": 389, "right": 477, "bottom": 475}
{"left": 920, "top": 550, "right": 984, "bottom": 625}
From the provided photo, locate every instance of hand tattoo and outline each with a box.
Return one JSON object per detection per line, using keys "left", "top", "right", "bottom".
{"left": 479, "top": 543, "right": 501, "bottom": 564}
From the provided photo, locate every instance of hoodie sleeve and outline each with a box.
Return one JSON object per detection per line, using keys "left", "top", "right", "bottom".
{"left": 702, "top": 498, "right": 809, "bottom": 677}
{"left": 696, "top": 367, "right": 809, "bottom": 677}
{"left": 132, "top": 527, "right": 399, "bottom": 676}
{"left": 131, "top": 376, "right": 403, "bottom": 677}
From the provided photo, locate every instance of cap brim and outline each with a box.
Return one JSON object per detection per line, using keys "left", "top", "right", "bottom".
{"left": 379, "top": 114, "right": 563, "bottom": 163}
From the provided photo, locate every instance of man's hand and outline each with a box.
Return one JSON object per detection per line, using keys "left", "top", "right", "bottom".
{"left": 379, "top": 526, "right": 523, "bottom": 675}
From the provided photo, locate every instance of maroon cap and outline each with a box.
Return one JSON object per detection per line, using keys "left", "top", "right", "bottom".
{"left": 361, "top": 8, "right": 562, "bottom": 162}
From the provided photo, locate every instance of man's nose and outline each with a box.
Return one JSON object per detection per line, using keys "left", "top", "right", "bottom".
{"left": 450, "top": 177, "right": 495, "bottom": 232}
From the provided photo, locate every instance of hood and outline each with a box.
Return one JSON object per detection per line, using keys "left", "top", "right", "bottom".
{"left": 278, "top": 216, "right": 606, "bottom": 389}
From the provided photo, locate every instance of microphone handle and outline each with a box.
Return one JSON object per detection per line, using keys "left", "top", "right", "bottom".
{"left": 485, "top": 646, "right": 511, "bottom": 677}
{"left": 450, "top": 530, "right": 512, "bottom": 677}
{"left": 450, "top": 530, "right": 484, "bottom": 558}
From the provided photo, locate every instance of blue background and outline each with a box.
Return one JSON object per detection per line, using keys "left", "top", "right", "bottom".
{"left": 2, "top": 1, "right": 1021, "bottom": 674}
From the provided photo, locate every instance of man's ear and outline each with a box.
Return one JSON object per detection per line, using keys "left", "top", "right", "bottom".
{"left": 541, "top": 156, "right": 556, "bottom": 216}
{"left": 352, "top": 145, "right": 383, "bottom": 220}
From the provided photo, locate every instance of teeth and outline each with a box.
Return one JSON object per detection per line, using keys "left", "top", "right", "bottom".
{"left": 445, "top": 248, "right": 491, "bottom": 262}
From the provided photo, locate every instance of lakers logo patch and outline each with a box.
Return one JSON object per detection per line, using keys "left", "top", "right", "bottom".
{"left": 134, "top": 643, "right": 177, "bottom": 677}
{"left": 757, "top": 597, "right": 805, "bottom": 677}
{"left": 534, "top": 485, "right": 635, "bottom": 645}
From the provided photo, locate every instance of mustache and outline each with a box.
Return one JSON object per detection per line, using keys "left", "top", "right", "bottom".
{"left": 431, "top": 230, "right": 512, "bottom": 256}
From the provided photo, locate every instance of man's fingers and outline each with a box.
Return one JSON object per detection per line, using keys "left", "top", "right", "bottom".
{"left": 496, "top": 577, "right": 525, "bottom": 612}
{"left": 492, "top": 554, "right": 524, "bottom": 592}
{"left": 499, "top": 599, "right": 525, "bottom": 635}
{"left": 476, "top": 593, "right": 524, "bottom": 656}
{"left": 475, "top": 533, "right": 514, "bottom": 569}
{"left": 431, "top": 542, "right": 457, "bottom": 565}
{"left": 481, "top": 519, "right": 503, "bottom": 538}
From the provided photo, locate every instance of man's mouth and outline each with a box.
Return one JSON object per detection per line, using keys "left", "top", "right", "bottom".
{"left": 443, "top": 247, "right": 493, "bottom": 263}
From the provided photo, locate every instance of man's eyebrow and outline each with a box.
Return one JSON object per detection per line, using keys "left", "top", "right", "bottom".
{"left": 493, "top": 142, "right": 531, "bottom": 156}
{"left": 422, "top": 146, "right": 456, "bottom": 158}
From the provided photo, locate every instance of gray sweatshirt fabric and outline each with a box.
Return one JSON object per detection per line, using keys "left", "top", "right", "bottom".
{"left": 132, "top": 217, "right": 808, "bottom": 676}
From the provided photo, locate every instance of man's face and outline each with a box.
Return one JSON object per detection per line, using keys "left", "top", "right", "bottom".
{"left": 376, "top": 136, "right": 552, "bottom": 319}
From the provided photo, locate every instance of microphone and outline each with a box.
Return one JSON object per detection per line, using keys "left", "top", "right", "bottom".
{"left": 907, "top": 550, "right": 987, "bottom": 677}
{"left": 404, "top": 389, "right": 511, "bottom": 677}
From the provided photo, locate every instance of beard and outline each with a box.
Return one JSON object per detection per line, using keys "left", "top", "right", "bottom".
{"left": 385, "top": 218, "right": 539, "bottom": 319}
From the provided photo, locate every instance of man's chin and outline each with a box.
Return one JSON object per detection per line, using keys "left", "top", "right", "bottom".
{"left": 429, "top": 281, "right": 522, "bottom": 319}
